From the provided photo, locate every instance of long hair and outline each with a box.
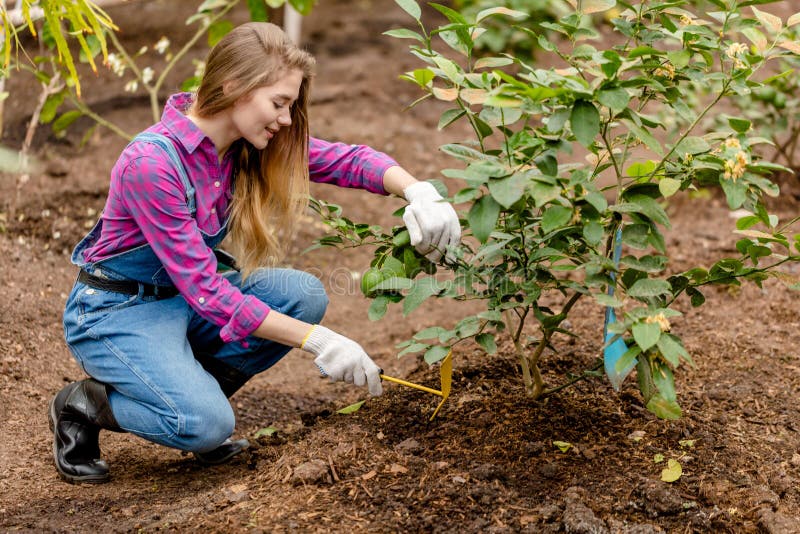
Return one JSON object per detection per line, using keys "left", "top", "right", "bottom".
{"left": 192, "top": 22, "right": 315, "bottom": 278}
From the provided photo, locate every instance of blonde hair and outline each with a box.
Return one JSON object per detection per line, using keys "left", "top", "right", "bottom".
{"left": 192, "top": 22, "right": 315, "bottom": 278}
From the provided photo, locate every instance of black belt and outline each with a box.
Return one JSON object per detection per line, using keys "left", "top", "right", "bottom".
{"left": 78, "top": 269, "right": 179, "bottom": 299}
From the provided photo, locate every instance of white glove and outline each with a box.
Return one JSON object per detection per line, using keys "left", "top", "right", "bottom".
{"left": 301, "top": 325, "right": 383, "bottom": 396}
{"left": 402, "top": 181, "right": 461, "bottom": 264}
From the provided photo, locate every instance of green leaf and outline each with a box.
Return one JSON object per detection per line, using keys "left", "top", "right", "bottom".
{"left": 368, "top": 295, "right": 390, "bottom": 321}
{"left": 403, "top": 277, "right": 445, "bottom": 315}
{"left": 633, "top": 322, "right": 661, "bottom": 351}
{"left": 675, "top": 136, "right": 710, "bottom": 156}
{"left": 424, "top": 345, "right": 450, "bottom": 364}
{"left": 570, "top": 100, "right": 600, "bottom": 147}
{"left": 659, "top": 178, "right": 681, "bottom": 197}
{"left": 52, "top": 110, "right": 82, "bottom": 133}
{"left": 660, "top": 458, "right": 683, "bottom": 481}
{"left": 398, "top": 342, "right": 430, "bottom": 356}
{"left": 39, "top": 92, "right": 65, "bottom": 124}
{"left": 413, "top": 68, "right": 435, "bottom": 87}
{"left": 337, "top": 400, "right": 366, "bottom": 415}
{"left": 553, "top": 440, "right": 572, "bottom": 452}
{"left": 597, "top": 88, "right": 630, "bottom": 114}
{"left": 667, "top": 49, "right": 691, "bottom": 69}
{"left": 373, "top": 276, "right": 414, "bottom": 291}
{"left": 475, "top": 333, "right": 497, "bottom": 354}
{"left": 626, "top": 160, "right": 656, "bottom": 178}
{"left": 438, "top": 109, "right": 465, "bottom": 130}
{"left": 440, "top": 143, "right": 486, "bottom": 163}
{"left": 627, "top": 194, "right": 671, "bottom": 227}
{"left": 384, "top": 28, "right": 425, "bottom": 41}
{"left": 728, "top": 117, "right": 751, "bottom": 133}
{"left": 620, "top": 119, "right": 663, "bottom": 156}
{"left": 474, "top": 57, "right": 514, "bottom": 69}
{"left": 575, "top": 0, "right": 616, "bottom": 14}
{"left": 627, "top": 278, "right": 672, "bottom": 298}
{"left": 720, "top": 178, "right": 747, "bottom": 209}
{"left": 476, "top": 7, "right": 527, "bottom": 22}
{"left": 433, "top": 56, "right": 462, "bottom": 84}
{"left": 394, "top": 0, "right": 421, "bottom": 20}
{"left": 488, "top": 172, "right": 528, "bottom": 208}
{"left": 541, "top": 205, "right": 573, "bottom": 233}
{"left": 468, "top": 195, "right": 501, "bottom": 243}
{"left": 253, "top": 426, "right": 278, "bottom": 438}
{"left": 648, "top": 394, "right": 682, "bottom": 420}
{"left": 246, "top": 0, "right": 269, "bottom": 21}
{"left": 657, "top": 334, "right": 688, "bottom": 367}
{"left": 288, "top": 0, "right": 315, "bottom": 15}
{"left": 207, "top": 20, "right": 234, "bottom": 47}
{"left": 583, "top": 220, "right": 604, "bottom": 245}
{"left": 615, "top": 345, "right": 642, "bottom": 374}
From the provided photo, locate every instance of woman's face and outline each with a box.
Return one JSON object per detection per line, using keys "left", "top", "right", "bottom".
{"left": 230, "top": 69, "right": 303, "bottom": 149}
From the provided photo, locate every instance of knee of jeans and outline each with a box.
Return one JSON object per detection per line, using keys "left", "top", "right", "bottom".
{"left": 177, "top": 401, "right": 235, "bottom": 453}
{"left": 296, "top": 273, "right": 328, "bottom": 324}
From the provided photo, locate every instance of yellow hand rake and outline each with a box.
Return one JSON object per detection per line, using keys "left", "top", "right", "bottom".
{"left": 379, "top": 350, "right": 452, "bottom": 420}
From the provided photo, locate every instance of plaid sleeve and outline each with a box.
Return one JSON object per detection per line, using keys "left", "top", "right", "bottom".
{"left": 119, "top": 155, "right": 270, "bottom": 343}
{"left": 308, "top": 136, "right": 398, "bottom": 195}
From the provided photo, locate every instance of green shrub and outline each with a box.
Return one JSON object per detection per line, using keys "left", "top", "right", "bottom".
{"left": 316, "top": 0, "right": 800, "bottom": 419}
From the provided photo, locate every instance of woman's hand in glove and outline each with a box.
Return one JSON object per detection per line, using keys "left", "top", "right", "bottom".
{"left": 301, "top": 325, "right": 383, "bottom": 396}
{"left": 402, "top": 181, "right": 461, "bottom": 264}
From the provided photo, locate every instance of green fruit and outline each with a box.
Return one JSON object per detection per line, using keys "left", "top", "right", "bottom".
{"left": 360, "top": 267, "right": 387, "bottom": 297}
{"left": 754, "top": 86, "right": 776, "bottom": 102}
{"left": 392, "top": 229, "right": 411, "bottom": 247}
{"left": 773, "top": 92, "right": 787, "bottom": 109}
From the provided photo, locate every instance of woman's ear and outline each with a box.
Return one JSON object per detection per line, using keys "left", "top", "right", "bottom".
{"left": 222, "top": 80, "right": 239, "bottom": 96}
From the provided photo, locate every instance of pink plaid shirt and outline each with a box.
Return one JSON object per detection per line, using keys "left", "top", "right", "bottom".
{"left": 83, "top": 92, "right": 397, "bottom": 343}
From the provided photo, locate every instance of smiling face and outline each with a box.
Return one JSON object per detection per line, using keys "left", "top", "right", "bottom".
{"left": 229, "top": 69, "right": 303, "bottom": 150}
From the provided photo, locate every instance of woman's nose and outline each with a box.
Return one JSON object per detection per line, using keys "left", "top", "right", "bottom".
{"left": 278, "top": 111, "right": 292, "bottom": 126}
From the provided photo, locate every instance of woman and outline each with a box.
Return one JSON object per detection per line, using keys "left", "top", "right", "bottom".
{"left": 50, "top": 22, "right": 460, "bottom": 484}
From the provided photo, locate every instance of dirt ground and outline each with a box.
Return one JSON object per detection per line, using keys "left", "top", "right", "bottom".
{"left": 2, "top": 1, "right": 800, "bottom": 532}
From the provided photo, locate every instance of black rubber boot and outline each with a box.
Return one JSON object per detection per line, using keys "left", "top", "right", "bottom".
{"left": 48, "top": 379, "right": 121, "bottom": 484}
{"left": 193, "top": 352, "right": 250, "bottom": 465}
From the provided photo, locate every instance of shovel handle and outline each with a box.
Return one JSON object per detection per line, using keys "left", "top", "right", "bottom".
{"left": 379, "top": 373, "right": 443, "bottom": 397}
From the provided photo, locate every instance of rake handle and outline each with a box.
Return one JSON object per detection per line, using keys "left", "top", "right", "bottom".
{"left": 379, "top": 374, "right": 444, "bottom": 397}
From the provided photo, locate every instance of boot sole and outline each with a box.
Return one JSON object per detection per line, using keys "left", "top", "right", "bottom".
{"left": 48, "top": 397, "right": 110, "bottom": 484}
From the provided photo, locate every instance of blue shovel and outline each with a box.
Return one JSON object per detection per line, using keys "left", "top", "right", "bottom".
{"left": 603, "top": 228, "right": 635, "bottom": 391}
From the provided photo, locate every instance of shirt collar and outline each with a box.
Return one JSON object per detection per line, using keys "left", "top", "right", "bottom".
{"left": 161, "top": 92, "right": 207, "bottom": 154}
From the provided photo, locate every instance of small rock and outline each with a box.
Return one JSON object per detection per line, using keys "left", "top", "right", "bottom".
{"left": 769, "top": 472, "right": 794, "bottom": 496}
{"left": 525, "top": 441, "right": 547, "bottom": 455}
{"left": 471, "top": 463, "right": 503, "bottom": 481}
{"left": 562, "top": 486, "right": 608, "bottom": 534}
{"left": 434, "top": 461, "right": 450, "bottom": 470}
{"left": 606, "top": 519, "right": 665, "bottom": 533}
{"left": 394, "top": 438, "right": 421, "bottom": 454}
{"left": 757, "top": 509, "right": 800, "bottom": 534}
{"left": 748, "top": 485, "right": 779, "bottom": 510}
{"left": 790, "top": 453, "right": 800, "bottom": 467}
{"left": 627, "top": 430, "right": 646, "bottom": 442}
{"left": 290, "top": 459, "right": 330, "bottom": 485}
{"left": 538, "top": 463, "right": 560, "bottom": 479}
{"left": 635, "top": 478, "right": 684, "bottom": 517}
{"left": 539, "top": 503, "right": 561, "bottom": 522}
{"left": 452, "top": 475, "right": 467, "bottom": 484}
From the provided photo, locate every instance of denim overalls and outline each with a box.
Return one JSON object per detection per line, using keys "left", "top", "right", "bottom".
{"left": 62, "top": 133, "right": 328, "bottom": 453}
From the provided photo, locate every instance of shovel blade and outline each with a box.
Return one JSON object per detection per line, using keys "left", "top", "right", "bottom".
{"left": 430, "top": 350, "right": 453, "bottom": 420}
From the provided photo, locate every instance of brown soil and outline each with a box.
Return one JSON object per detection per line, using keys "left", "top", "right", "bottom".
{"left": 2, "top": 1, "right": 800, "bottom": 533}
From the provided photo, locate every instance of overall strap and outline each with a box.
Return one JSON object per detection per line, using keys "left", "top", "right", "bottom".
{"left": 132, "top": 132, "right": 196, "bottom": 217}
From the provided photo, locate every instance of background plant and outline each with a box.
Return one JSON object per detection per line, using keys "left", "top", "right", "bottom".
{"left": 315, "top": 0, "right": 800, "bottom": 419}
